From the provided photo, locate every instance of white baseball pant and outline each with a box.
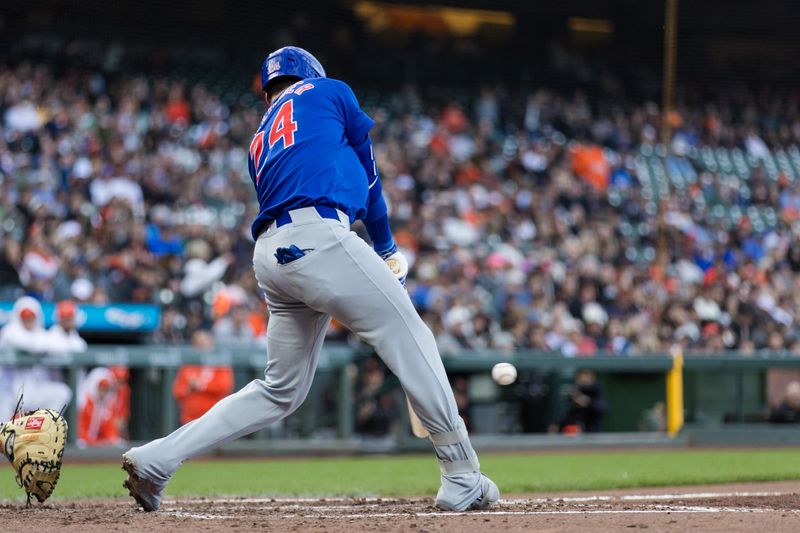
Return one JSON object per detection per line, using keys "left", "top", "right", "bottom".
{"left": 125, "top": 207, "right": 489, "bottom": 509}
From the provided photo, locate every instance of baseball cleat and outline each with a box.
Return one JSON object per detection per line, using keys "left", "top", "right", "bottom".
{"left": 469, "top": 474, "right": 500, "bottom": 510}
{"left": 122, "top": 457, "right": 164, "bottom": 512}
{"left": 435, "top": 473, "right": 500, "bottom": 511}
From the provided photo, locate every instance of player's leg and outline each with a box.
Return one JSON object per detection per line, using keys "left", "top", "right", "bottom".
{"left": 280, "top": 216, "right": 498, "bottom": 511}
{"left": 123, "top": 300, "right": 330, "bottom": 510}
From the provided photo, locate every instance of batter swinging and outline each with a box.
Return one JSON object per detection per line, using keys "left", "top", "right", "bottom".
{"left": 122, "top": 46, "right": 499, "bottom": 512}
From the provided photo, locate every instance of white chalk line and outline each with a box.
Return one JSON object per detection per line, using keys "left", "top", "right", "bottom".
{"left": 159, "top": 506, "right": 780, "bottom": 521}
{"left": 165, "top": 490, "right": 792, "bottom": 507}
{"left": 161, "top": 511, "right": 235, "bottom": 520}
{"left": 503, "top": 491, "right": 788, "bottom": 505}
{"left": 155, "top": 490, "right": 800, "bottom": 521}
{"left": 161, "top": 497, "right": 786, "bottom": 514}
{"left": 169, "top": 496, "right": 397, "bottom": 504}
{"left": 256, "top": 503, "right": 786, "bottom": 519}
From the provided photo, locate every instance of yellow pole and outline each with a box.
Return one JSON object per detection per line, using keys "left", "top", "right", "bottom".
{"left": 666, "top": 346, "right": 684, "bottom": 436}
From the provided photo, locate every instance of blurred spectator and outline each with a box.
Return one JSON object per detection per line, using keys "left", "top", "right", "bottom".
{"left": 2, "top": 58, "right": 800, "bottom": 356}
{"left": 0, "top": 297, "right": 73, "bottom": 418}
{"left": 173, "top": 330, "right": 234, "bottom": 424}
{"left": 109, "top": 366, "right": 131, "bottom": 439}
{"left": 180, "top": 248, "right": 233, "bottom": 299}
{"left": 0, "top": 297, "right": 48, "bottom": 353}
{"left": 0, "top": 239, "right": 22, "bottom": 294}
{"left": 213, "top": 306, "right": 259, "bottom": 346}
{"left": 77, "top": 367, "right": 126, "bottom": 447}
{"left": 769, "top": 381, "right": 800, "bottom": 423}
{"left": 354, "top": 357, "right": 397, "bottom": 437}
{"left": 640, "top": 402, "right": 667, "bottom": 432}
{"left": 551, "top": 369, "right": 608, "bottom": 434}
{"left": 46, "top": 300, "right": 88, "bottom": 355}
{"left": 155, "top": 307, "right": 188, "bottom": 344}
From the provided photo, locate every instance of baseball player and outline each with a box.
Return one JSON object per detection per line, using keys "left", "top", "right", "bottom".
{"left": 122, "top": 46, "right": 499, "bottom": 512}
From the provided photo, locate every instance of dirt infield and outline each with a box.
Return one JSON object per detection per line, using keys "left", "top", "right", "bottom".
{"left": 2, "top": 481, "right": 800, "bottom": 532}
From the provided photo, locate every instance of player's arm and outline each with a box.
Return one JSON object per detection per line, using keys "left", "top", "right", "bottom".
{"left": 333, "top": 81, "right": 395, "bottom": 255}
{"left": 335, "top": 80, "right": 408, "bottom": 284}
{"left": 352, "top": 133, "right": 394, "bottom": 256}
{"left": 357, "top": 140, "right": 409, "bottom": 285}
{"left": 349, "top": 124, "right": 408, "bottom": 285}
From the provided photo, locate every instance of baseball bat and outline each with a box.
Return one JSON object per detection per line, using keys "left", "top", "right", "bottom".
{"left": 406, "top": 396, "right": 429, "bottom": 439}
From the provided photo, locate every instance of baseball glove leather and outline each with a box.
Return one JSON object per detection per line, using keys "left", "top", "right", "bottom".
{"left": 0, "top": 408, "right": 68, "bottom": 506}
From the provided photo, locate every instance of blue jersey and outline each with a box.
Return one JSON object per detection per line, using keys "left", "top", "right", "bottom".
{"left": 248, "top": 78, "right": 376, "bottom": 239}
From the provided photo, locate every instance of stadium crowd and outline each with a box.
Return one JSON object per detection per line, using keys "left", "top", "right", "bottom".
{"left": 2, "top": 61, "right": 800, "bottom": 357}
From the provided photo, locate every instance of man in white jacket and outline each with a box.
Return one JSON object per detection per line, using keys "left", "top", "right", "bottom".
{"left": 46, "top": 301, "right": 88, "bottom": 354}
{"left": 0, "top": 296, "right": 73, "bottom": 419}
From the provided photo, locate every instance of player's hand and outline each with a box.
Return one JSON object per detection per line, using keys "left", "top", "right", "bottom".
{"left": 379, "top": 246, "right": 408, "bottom": 287}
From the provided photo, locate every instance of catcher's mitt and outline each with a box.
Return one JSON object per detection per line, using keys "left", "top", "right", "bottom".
{"left": 0, "top": 408, "right": 68, "bottom": 506}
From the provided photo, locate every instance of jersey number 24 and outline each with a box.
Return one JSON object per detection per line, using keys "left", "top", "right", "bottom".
{"left": 250, "top": 100, "right": 296, "bottom": 181}
{"left": 268, "top": 100, "right": 297, "bottom": 149}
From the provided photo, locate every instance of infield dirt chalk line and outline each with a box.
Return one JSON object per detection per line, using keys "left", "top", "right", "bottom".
{"left": 155, "top": 489, "right": 797, "bottom": 521}
{"left": 160, "top": 507, "right": 778, "bottom": 521}
{"left": 289, "top": 508, "right": 779, "bottom": 519}
{"left": 168, "top": 490, "right": 788, "bottom": 506}
{"left": 163, "top": 511, "right": 235, "bottom": 520}
{"left": 503, "top": 491, "right": 786, "bottom": 504}
{"left": 271, "top": 504, "right": 783, "bottom": 518}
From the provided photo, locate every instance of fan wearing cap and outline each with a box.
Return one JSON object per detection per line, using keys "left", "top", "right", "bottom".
{"left": 0, "top": 296, "right": 49, "bottom": 355}
{"left": 46, "top": 300, "right": 88, "bottom": 355}
{"left": 0, "top": 296, "right": 73, "bottom": 419}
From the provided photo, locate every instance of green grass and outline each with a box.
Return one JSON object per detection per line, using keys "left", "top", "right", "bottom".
{"left": 2, "top": 449, "right": 800, "bottom": 501}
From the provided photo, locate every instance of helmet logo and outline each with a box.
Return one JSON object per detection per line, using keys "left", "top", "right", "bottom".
{"left": 267, "top": 59, "right": 281, "bottom": 74}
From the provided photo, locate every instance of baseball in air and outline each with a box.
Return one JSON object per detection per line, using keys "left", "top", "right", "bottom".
{"left": 491, "top": 362, "right": 517, "bottom": 385}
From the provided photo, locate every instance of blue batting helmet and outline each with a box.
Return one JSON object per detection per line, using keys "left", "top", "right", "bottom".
{"left": 260, "top": 46, "right": 326, "bottom": 92}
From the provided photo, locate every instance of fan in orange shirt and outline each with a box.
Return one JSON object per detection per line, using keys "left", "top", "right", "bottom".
{"left": 78, "top": 367, "right": 126, "bottom": 447}
{"left": 173, "top": 330, "right": 234, "bottom": 425}
{"left": 569, "top": 143, "right": 610, "bottom": 191}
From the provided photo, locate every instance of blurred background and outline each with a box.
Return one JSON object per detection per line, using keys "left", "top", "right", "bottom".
{"left": 3, "top": 0, "right": 800, "bottom": 453}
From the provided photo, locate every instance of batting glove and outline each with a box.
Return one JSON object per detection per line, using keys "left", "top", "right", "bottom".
{"left": 378, "top": 244, "right": 408, "bottom": 287}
